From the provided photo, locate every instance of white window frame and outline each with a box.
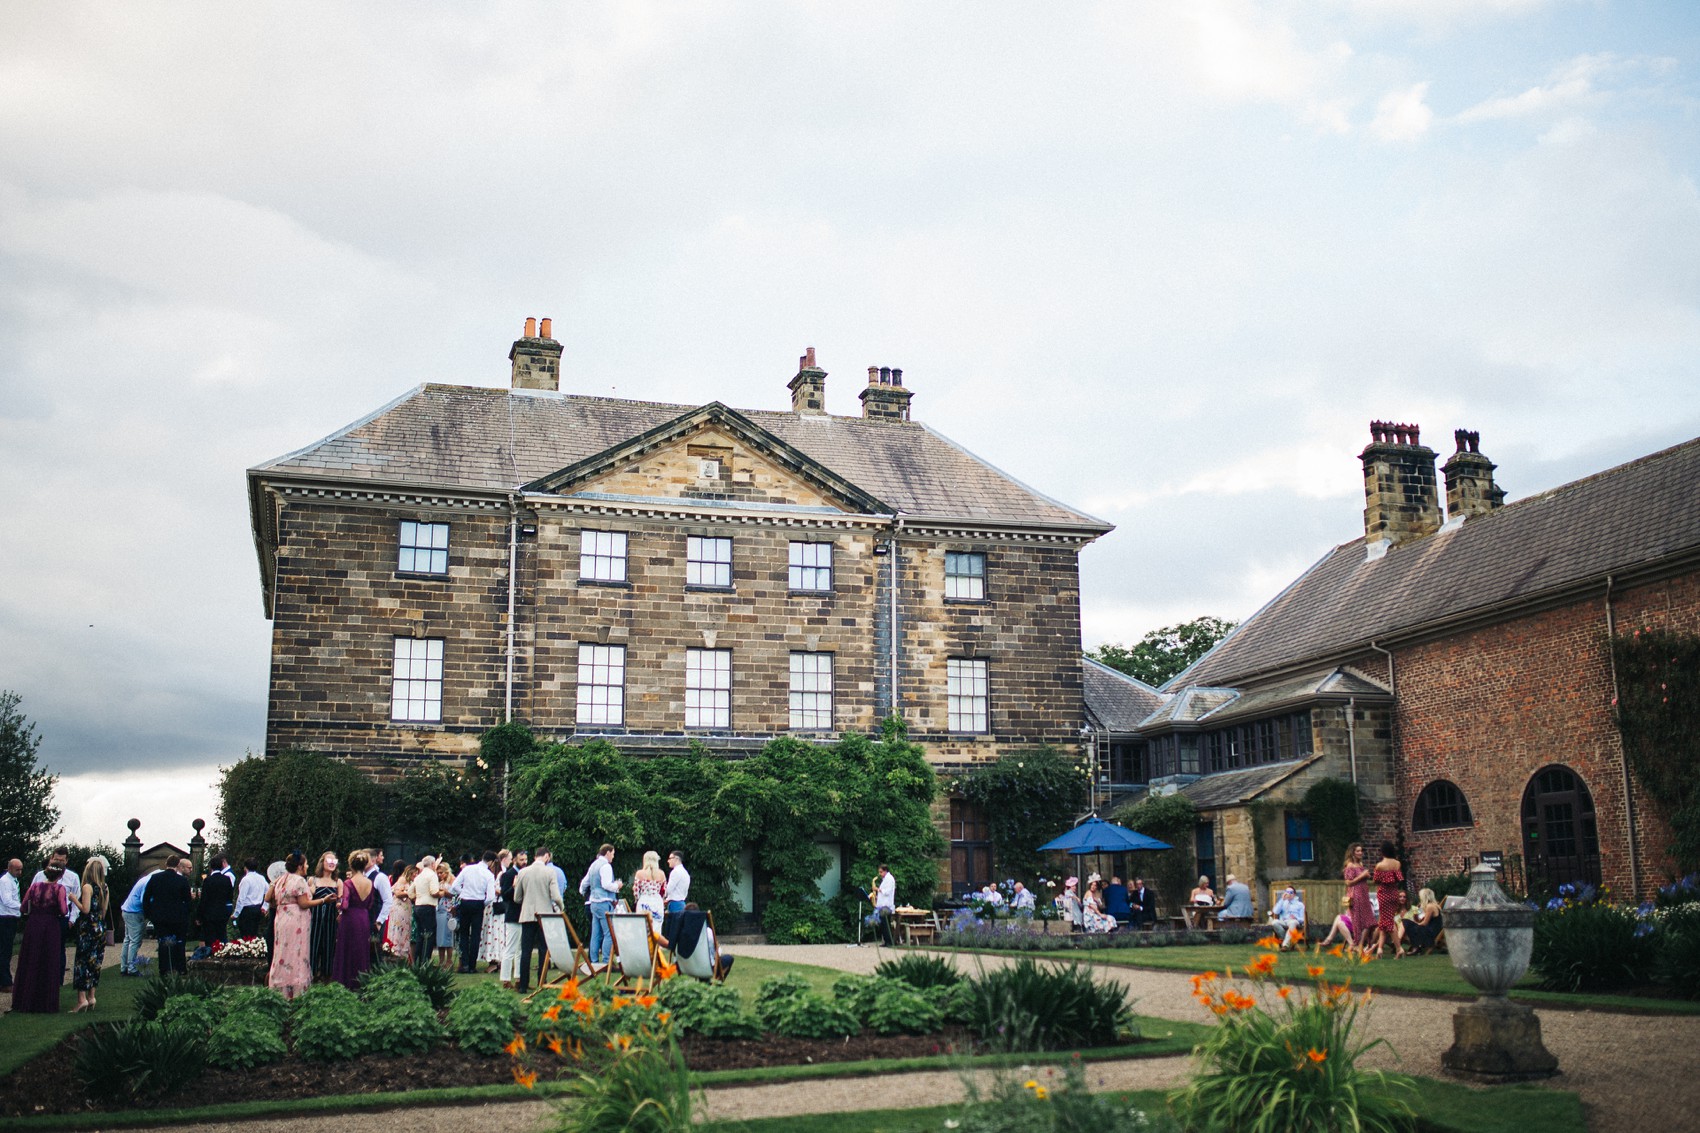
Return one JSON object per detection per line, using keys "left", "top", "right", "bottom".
{"left": 789, "top": 652, "right": 834, "bottom": 730}
{"left": 398, "top": 521, "right": 449, "bottom": 575}
{"left": 391, "top": 637, "right": 444, "bottom": 723}
{"left": 687, "top": 536, "right": 733, "bottom": 588}
{"left": 580, "top": 530, "right": 628, "bottom": 583}
{"left": 685, "top": 648, "right": 732, "bottom": 729}
{"left": 576, "top": 643, "right": 626, "bottom": 727}
{"left": 947, "top": 658, "right": 989, "bottom": 733}
{"left": 945, "top": 552, "right": 986, "bottom": 601}
{"left": 788, "top": 541, "right": 833, "bottom": 592}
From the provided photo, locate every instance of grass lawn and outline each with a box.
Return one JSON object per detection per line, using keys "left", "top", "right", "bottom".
{"left": 946, "top": 944, "right": 1700, "bottom": 1014}
{"left": 703, "top": 1077, "right": 1586, "bottom": 1133}
{"left": 0, "top": 965, "right": 144, "bottom": 1075}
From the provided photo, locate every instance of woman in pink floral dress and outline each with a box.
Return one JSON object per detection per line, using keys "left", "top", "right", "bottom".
{"left": 267, "top": 853, "right": 318, "bottom": 999}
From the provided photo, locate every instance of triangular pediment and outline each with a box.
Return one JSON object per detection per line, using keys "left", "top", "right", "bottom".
{"left": 524, "top": 402, "right": 890, "bottom": 514}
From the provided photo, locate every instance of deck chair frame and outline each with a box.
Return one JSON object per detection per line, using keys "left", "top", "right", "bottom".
{"left": 672, "top": 909, "right": 725, "bottom": 984}
{"left": 522, "top": 911, "right": 604, "bottom": 1003}
{"left": 605, "top": 912, "right": 660, "bottom": 990}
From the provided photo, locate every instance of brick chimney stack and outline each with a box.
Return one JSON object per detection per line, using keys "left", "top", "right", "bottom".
{"left": 860, "top": 365, "right": 913, "bottom": 422}
{"left": 1442, "top": 429, "right": 1505, "bottom": 521}
{"left": 1361, "top": 419, "right": 1441, "bottom": 558}
{"left": 509, "top": 316, "right": 563, "bottom": 392}
{"left": 789, "top": 346, "right": 827, "bottom": 414}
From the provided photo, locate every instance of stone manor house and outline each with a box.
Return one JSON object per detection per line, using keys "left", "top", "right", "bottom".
{"left": 1081, "top": 425, "right": 1700, "bottom": 903}
{"left": 248, "top": 320, "right": 1111, "bottom": 896}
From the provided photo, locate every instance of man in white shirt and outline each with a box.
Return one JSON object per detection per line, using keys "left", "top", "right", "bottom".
{"left": 119, "top": 862, "right": 164, "bottom": 975}
{"left": 32, "top": 847, "right": 80, "bottom": 926}
{"left": 665, "top": 851, "right": 691, "bottom": 915}
{"left": 1010, "top": 882, "right": 1036, "bottom": 913}
{"left": 364, "top": 849, "right": 393, "bottom": 961}
{"left": 873, "top": 864, "right": 897, "bottom": 948}
{"left": 0, "top": 858, "right": 21, "bottom": 989}
{"left": 234, "top": 860, "right": 269, "bottom": 939}
{"left": 578, "top": 844, "right": 621, "bottom": 964}
{"left": 450, "top": 851, "right": 495, "bottom": 973}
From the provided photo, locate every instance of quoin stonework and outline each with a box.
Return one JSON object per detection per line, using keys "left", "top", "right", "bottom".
{"left": 247, "top": 322, "right": 1112, "bottom": 891}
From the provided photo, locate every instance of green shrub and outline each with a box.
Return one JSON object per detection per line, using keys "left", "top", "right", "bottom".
{"left": 1426, "top": 873, "right": 1473, "bottom": 901}
{"left": 360, "top": 964, "right": 426, "bottom": 1007}
{"left": 155, "top": 993, "right": 220, "bottom": 1033}
{"left": 370, "top": 998, "right": 445, "bottom": 1055}
{"left": 1171, "top": 970, "right": 1416, "bottom": 1133}
{"left": 292, "top": 983, "right": 372, "bottom": 1061}
{"left": 75, "top": 1021, "right": 207, "bottom": 1105}
{"left": 132, "top": 973, "right": 215, "bottom": 1021}
{"left": 865, "top": 982, "right": 942, "bottom": 1035}
{"left": 446, "top": 982, "right": 525, "bottom": 1055}
{"left": 554, "top": 1040, "right": 694, "bottom": 1133}
{"left": 954, "top": 1060, "right": 1182, "bottom": 1133}
{"left": 761, "top": 898, "right": 847, "bottom": 944}
{"left": 967, "top": 958, "right": 1133, "bottom": 1051}
{"left": 924, "top": 980, "right": 975, "bottom": 1024}
{"left": 364, "top": 955, "right": 457, "bottom": 1009}
{"left": 207, "top": 1010, "right": 288, "bottom": 1070}
{"left": 220, "top": 986, "right": 292, "bottom": 1027}
{"left": 873, "top": 953, "right": 963, "bottom": 988}
{"left": 1530, "top": 902, "right": 1654, "bottom": 991}
{"left": 654, "top": 979, "right": 761, "bottom": 1039}
{"left": 830, "top": 974, "right": 878, "bottom": 1023}
{"left": 1651, "top": 905, "right": 1700, "bottom": 999}
{"left": 751, "top": 976, "right": 859, "bottom": 1038}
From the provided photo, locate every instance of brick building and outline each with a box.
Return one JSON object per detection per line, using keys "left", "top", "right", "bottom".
{"left": 247, "top": 322, "right": 1111, "bottom": 891}
{"left": 1084, "top": 424, "right": 1700, "bottom": 904}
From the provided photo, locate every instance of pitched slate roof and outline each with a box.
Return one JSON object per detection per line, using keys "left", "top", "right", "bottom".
{"left": 1179, "top": 759, "right": 1314, "bottom": 809}
{"left": 1082, "top": 658, "right": 1167, "bottom": 732}
{"left": 1138, "top": 686, "right": 1239, "bottom": 727}
{"left": 252, "top": 384, "right": 1109, "bottom": 531}
{"left": 1183, "top": 669, "right": 1389, "bottom": 727}
{"left": 1181, "top": 435, "right": 1700, "bottom": 688}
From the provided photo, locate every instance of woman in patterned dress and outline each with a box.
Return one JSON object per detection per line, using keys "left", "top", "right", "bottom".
{"left": 386, "top": 864, "right": 416, "bottom": 961}
{"left": 308, "top": 852, "right": 341, "bottom": 981}
{"left": 268, "top": 853, "right": 321, "bottom": 1000}
{"left": 478, "top": 851, "right": 511, "bottom": 971}
{"left": 632, "top": 850, "right": 668, "bottom": 935}
{"left": 433, "top": 861, "right": 456, "bottom": 969}
{"left": 1371, "top": 841, "right": 1406, "bottom": 959}
{"left": 1342, "top": 843, "right": 1374, "bottom": 952}
{"left": 72, "top": 856, "right": 109, "bottom": 1013}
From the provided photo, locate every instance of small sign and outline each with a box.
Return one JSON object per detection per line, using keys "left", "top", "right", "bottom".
{"left": 1479, "top": 851, "right": 1504, "bottom": 870}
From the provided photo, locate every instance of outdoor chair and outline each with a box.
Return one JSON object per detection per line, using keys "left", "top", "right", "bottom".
{"left": 903, "top": 910, "right": 941, "bottom": 946}
{"left": 524, "top": 911, "right": 604, "bottom": 1003}
{"left": 673, "top": 910, "right": 726, "bottom": 984}
{"left": 606, "top": 912, "right": 661, "bottom": 990}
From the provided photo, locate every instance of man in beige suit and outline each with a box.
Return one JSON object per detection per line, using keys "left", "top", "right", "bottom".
{"left": 515, "top": 847, "right": 562, "bottom": 993}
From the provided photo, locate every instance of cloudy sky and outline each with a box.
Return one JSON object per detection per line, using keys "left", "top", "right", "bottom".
{"left": 3, "top": 2, "right": 1698, "bottom": 847}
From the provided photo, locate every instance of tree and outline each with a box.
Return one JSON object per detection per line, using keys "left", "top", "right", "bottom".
{"left": 1090, "top": 616, "right": 1238, "bottom": 687}
{"left": 0, "top": 692, "right": 59, "bottom": 867}
{"left": 1112, "top": 792, "right": 1197, "bottom": 911}
{"left": 390, "top": 759, "right": 502, "bottom": 861}
{"left": 217, "top": 748, "right": 384, "bottom": 864}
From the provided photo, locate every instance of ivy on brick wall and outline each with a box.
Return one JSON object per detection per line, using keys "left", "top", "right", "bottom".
{"left": 505, "top": 717, "right": 944, "bottom": 943}
{"left": 1299, "top": 777, "right": 1363, "bottom": 880}
{"left": 1113, "top": 792, "right": 1198, "bottom": 911}
{"left": 218, "top": 748, "right": 385, "bottom": 865}
{"left": 954, "top": 745, "right": 1089, "bottom": 882}
{"left": 1615, "top": 627, "right": 1700, "bottom": 871}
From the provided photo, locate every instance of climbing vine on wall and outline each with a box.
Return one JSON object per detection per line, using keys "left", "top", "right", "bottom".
{"left": 955, "top": 745, "right": 1090, "bottom": 882}
{"left": 1614, "top": 627, "right": 1700, "bottom": 871}
{"left": 1299, "top": 777, "right": 1363, "bottom": 880}
{"left": 1113, "top": 793, "right": 1197, "bottom": 909}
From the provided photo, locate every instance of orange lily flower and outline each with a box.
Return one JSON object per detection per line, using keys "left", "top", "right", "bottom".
{"left": 513, "top": 1068, "right": 539, "bottom": 1089}
{"left": 1306, "top": 964, "right": 1326, "bottom": 978}
{"left": 557, "top": 979, "right": 580, "bottom": 1001}
{"left": 611, "top": 996, "right": 631, "bottom": 1010}
{"left": 504, "top": 1036, "right": 526, "bottom": 1055}
{"left": 541, "top": 1004, "right": 561, "bottom": 1022}
{"left": 572, "top": 997, "right": 596, "bottom": 1015}
{"left": 1307, "top": 1048, "right": 1327, "bottom": 1063}
{"left": 545, "top": 1035, "right": 564, "bottom": 1055}
{"left": 636, "top": 994, "right": 657, "bottom": 1008}
{"left": 1276, "top": 986, "right": 1291, "bottom": 1000}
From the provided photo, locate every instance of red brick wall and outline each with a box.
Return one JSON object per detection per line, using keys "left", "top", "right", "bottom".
{"left": 1388, "top": 570, "right": 1699, "bottom": 899}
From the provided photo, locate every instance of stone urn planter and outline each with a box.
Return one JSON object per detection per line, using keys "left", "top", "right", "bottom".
{"left": 1440, "top": 863, "right": 1558, "bottom": 1082}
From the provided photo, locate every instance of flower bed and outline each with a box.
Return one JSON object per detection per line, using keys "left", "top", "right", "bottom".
{"left": 185, "top": 958, "right": 270, "bottom": 987}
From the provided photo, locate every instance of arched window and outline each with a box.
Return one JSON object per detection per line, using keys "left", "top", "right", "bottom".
{"left": 1412, "top": 780, "right": 1473, "bottom": 831}
{"left": 1521, "top": 765, "right": 1601, "bottom": 889}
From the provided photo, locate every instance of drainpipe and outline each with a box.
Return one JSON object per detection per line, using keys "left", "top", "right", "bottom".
{"left": 1346, "top": 696, "right": 1358, "bottom": 785}
{"left": 1604, "top": 575, "right": 1642, "bottom": 898}
{"left": 505, "top": 494, "right": 518, "bottom": 723}
{"left": 1368, "top": 641, "right": 1396, "bottom": 840}
{"left": 887, "top": 516, "right": 902, "bottom": 720}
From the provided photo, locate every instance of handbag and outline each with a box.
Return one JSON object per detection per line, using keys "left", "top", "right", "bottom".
{"left": 104, "top": 928, "right": 116, "bottom": 947}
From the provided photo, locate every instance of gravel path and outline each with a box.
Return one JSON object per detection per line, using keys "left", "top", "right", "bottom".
{"left": 133, "top": 942, "right": 1700, "bottom": 1133}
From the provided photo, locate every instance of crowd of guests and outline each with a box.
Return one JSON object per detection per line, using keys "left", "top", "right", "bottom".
{"left": 0, "top": 841, "right": 705, "bottom": 1014}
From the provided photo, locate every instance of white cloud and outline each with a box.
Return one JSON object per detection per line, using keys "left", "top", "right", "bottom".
{"left": 1370, "top": 81, "right": 1433, "bottom": 140}
{"left": 53, "top": 765, "right": 224, "bottom": 850}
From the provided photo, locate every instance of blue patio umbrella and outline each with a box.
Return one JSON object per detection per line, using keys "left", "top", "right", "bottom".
{"left": 1037, "top": 815, "right": 1173, "bottom": 855}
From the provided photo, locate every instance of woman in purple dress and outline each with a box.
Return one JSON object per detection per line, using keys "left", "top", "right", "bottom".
{"left": 12, "top": 864, "right": 71, "bottom": 1013}
{"left": 331, "top": 850, "right": 379, "bottom": 989}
